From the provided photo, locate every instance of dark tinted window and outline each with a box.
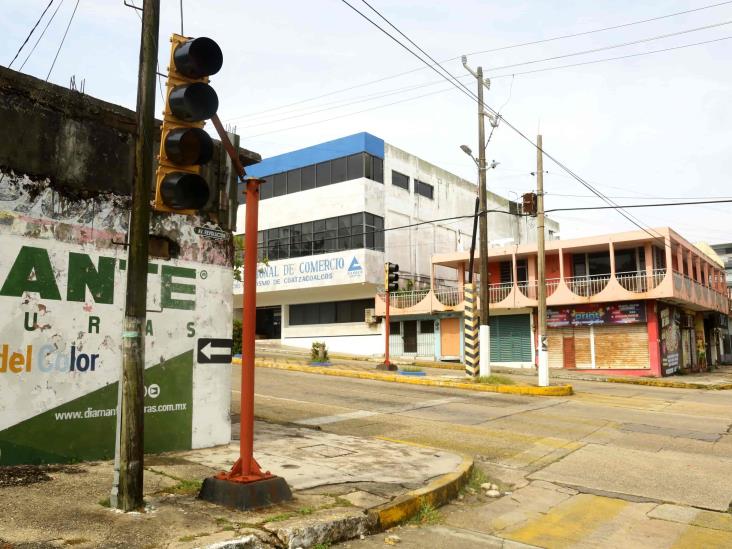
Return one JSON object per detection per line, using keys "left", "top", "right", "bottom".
{"left": 415, "top": 179, "right": 434, "bottom": 199}
{"left": 390, "top": 322, "right": 401, "bottom": 335}
{"left": 316, "top": 162, "right": 331, "bottom": 187}
{"left": 331, "top": 157, "right": 347, "bottom": 183}
{"left": 347, "top": 153, "right": 365, "bottom": 180}
{"left": 392, "top": 170, "right": 409, "bottom": 190}
{"left": 301, "top": 165, "right": 315, "bottom": 190}
{"left": 372, "top": 156, "right": 384, "bottom": 183}
{"left": 420, "top": 320, "right": 434, "bottom": 333}
{"left": 289, "top": 299, "right": 375, "bottom": 326}
{"left": 287, "top": 169, "right": 301, "bottom": 193}
{"left": 273, "top": 173, "right": 287, "bottom": 197}
{"left": 319, "top": 302, "right": 336, "bottom": 324}
{"left": 260, "top": 177, "right": 273, "bottom": 200}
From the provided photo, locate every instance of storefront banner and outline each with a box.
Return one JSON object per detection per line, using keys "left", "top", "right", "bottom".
{"left": 547, "top": 302, "right": 646, "bottom": 328}
{"left": 659, "top": 305, "right": 680, "bottom": 376}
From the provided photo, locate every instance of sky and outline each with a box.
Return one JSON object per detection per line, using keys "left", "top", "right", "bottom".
{"left": 3, "top": 0, "right": 732, "bottom": 244}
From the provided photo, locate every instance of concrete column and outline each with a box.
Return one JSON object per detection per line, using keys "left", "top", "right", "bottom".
{"left": 609, "top": 241, "right": 616, "bottom": 277}
{"left": 511, "top": 252, "right": 518, "bottom": 289}
{"left": 559, "top": 248, "right": 565, "bottom": 280}
{"left": 644, "top": 242, "right": 654, "bottom": 291}
{"left": 457, "top": 263, "right": 465, "bottom": 294}
{"left": 676, "top": 245, "right": 684, "bottom": 276}
{"left": 646, "top": 301, "right": 662, "bottom": 377}
{"left": 703, "top": 262, "right": 710, "bottom": 288}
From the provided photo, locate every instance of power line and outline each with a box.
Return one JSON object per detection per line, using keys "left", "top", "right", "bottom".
{"left": 546, "top": 199, "right": 732, "bottom": 213}
{"left": 225, "top": 0, "right": 732, "bottom": 122}
{"left": 8, "top": 0, "right": 54, "bottom": 68}
{"left": 341, "top": 0, "right": 669, "bottom": 250}
{"left": 488, "top": 35, "right": 732, "bottom": 80}
{"left": 486, "top": 19, "right": 732, "bottom": 73}
{"left": 547, "top": 192, "right": 732, "bottom": 200}
{"left": 45, "top": 0, "right": 80, "bottom": 81}
{"left": 19, "top": 0, "right": 66, "bottom": 71}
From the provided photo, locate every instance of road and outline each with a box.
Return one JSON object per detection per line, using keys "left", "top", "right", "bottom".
{"left": 238, "top": 365, "right": 732, "bottom": 548}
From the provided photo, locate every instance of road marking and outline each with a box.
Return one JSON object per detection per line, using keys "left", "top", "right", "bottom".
{"left": 291, "top": 397, "right": 463, "bottom": 427}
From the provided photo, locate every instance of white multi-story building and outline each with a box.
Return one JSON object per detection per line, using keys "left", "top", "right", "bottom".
{"left": 234, "top": 132, "right": 558, "bottom": 355}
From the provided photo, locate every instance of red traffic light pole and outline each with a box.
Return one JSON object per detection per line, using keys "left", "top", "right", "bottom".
{"left": 199, "top": 116, "right": 291, "bottom": 508}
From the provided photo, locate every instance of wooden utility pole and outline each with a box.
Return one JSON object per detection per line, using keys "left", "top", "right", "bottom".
{"left": 118, "top": 0, "right": 160, "bottom": 511}
{"left": 536, "top": 134, "right": 549, "bottom": 387}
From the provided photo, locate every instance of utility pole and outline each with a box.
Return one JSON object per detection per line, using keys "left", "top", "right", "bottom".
{"left": 536, "top": 134, "right": 549, "bottom": 387}
{"left": 462, "top": 56, "right": 490, "bottom": 377}
{"left": 118, "top": 0, "right": 160, "bottom": 511}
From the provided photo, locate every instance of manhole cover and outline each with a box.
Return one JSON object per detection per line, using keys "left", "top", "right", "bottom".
{"left": 300, "top": 444, "right": 355, "bottom": 458}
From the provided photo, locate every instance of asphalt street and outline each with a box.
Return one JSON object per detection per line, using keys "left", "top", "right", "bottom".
{"left": 238, "top": 364, "right": 732, "bottom": 547}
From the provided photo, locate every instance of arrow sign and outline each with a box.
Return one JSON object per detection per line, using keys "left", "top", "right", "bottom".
{"left": 197, "top": 338, "right": 233, "bottom": 364}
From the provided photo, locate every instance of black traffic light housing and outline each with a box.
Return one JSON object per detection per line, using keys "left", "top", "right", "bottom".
{"left": 385, "top": 262, "right": 399, "bottom": 293}
{"left": 154, "top": 34, "right": 223, "bottom": 214}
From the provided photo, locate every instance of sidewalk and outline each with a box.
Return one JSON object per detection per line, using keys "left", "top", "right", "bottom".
{"left": 0, "top": 421, "right": 470, "bottom": 549}
{"left": 254, "top": 342, "right": 732, "bottom": 390}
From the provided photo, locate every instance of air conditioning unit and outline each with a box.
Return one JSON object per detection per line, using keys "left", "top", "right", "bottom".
{"left": 364, "top": 308, "right": 378, "bottom": 325}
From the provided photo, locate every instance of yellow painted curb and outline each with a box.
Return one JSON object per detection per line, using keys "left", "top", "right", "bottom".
{"left": 239, "top": 358, "right": 573, "bottom": 397}
{"left": 604, "top": 376, "right": 732, "bottom": 390}
{"left": 367, "top": 446, "right": 474, "bottom": 530}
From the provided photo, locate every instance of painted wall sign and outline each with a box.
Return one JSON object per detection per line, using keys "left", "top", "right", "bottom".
{"left": 0, "top": 182, "right": 233, "bottom": 465}
{"left": 547, "top": 302, "right": 646, "bottom": 328}
{"left": 197, "top": 338, "right": 233, "bottom": 364}
{"left": 234, "top": 249, "right": 380, "bottom": 294}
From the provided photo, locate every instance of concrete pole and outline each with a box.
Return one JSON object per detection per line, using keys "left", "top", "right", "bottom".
{"left": 118, "top": 0, "right": 159, "bottom": 511}
{"left": 536, "top": 135, "right": 549, "bottom": 387}
{"left": 476, "top": 66, "right": 490, "bottom": 377}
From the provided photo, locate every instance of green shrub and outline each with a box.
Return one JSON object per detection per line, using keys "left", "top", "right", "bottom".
{"left": 232, "top": 319, "right": 242, "bottom": 355}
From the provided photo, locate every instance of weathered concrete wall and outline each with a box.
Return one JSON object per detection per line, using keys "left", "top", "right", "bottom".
{"left": 0, "top": 68, "right": 249, "bottom": 464}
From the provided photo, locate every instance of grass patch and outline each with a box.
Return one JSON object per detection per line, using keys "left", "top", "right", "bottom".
{"left": 463, "top": 466, "right": 491, "bottom": 493}
{"left": 98, "top": 496, "right": 111, "bottom": 508}
{"left": 165, "top": 478, "right": 202, "bottom": 496}
{"left": 264, "top": 512, "right": 293, "bottom": 523}
{"left": 409, "top": 501, "right": 441, "bottom": 525}
{"left": 400, "top": 366, "right": 423, "bottom": 372}
{"left": 297, "top": 505, "right": 315, "bottom": 515}
{"left": 475, "top": 374, "right": 515, "bottom": 385}
{"left": 313, "top": 544, "right": 331, "bottom": 549}
{"left": 215, "top": 517, "right": 236, "bottom": 531}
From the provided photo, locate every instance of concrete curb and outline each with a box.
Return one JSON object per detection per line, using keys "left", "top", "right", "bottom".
{"left": 368, "top": 450, "right": 474, "bottom": 531}
{"left": 603, "top": 376, "right": 732, "bottom": 390}
{"left": 237, "top": 358, "right": 573, "bottom": 397}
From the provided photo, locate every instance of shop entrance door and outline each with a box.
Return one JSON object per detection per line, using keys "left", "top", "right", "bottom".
{"left": 563, "top": 336, "right": 576, "bottom": 368}
{"left": 255, "top": 306, "right": 281, "bottom": 339}
{"left": 403, "top": 320, "right": 418, "bottom": 353}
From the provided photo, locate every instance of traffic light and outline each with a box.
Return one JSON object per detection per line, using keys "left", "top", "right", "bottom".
{"left": 154, "top": 34, "right": 223, "bottom": 214}
{"left": 385, "top": 262, "right": 399, "bottom": 293}
{"left": 522, "top": 192, "right": 537, "bottom": 216}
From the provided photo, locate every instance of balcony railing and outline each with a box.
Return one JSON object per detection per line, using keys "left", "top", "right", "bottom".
{"left": 565, "top": 274, "right": 611, "bottom": 297}
{"left": 615, "top": 268, "right": 667, "bottom": 292}
{"left": 389, "top": 289, "right": 429, "bottom": 309}
{"left": 489, "top": 282, "right": 513, "bottom": 303}
{"left": 434, "top": 287, "right": 464, "bottom": 307}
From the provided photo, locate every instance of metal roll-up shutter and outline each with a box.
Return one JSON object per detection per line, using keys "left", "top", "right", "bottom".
{"left": 490, "top": 314, "right": 532, "bottom": 362}
{"left": 594, "top": 323, "right": 649, "bottom": 369}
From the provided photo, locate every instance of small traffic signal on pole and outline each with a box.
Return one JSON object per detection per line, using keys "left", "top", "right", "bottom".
{"left": 522, "top": 192, "right": 537, "bottom": 216}
{"left": 154, "top": 35, "right": 223, "bottom": 214}
{"left": 385, "top": 262, "right": 399, "bottom": 293}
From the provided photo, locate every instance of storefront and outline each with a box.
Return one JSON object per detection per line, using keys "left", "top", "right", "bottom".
{"left": 547, "top": 302, "right": 650, "bottom": 371}
{"left": 490, "top": 313, "right": 533, "bottom": 367}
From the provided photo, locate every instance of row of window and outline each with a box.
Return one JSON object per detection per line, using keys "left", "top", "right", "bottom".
{"left": 390, "top": 320, "right": 434, "bottom": 334}
{"left": 390, "top": 170, "right": 434, "bottom": 199}
{"left": 251, "top": 153, "right": 384, "bottom": 202}
{"left": 257, "top": 212, "right": 385, "bottom": 261}
{"left": 289, "top": 298, "right": 375, "bottom": 325}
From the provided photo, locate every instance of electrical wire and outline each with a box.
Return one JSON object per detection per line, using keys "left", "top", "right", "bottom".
{"left": 485, "top": 18, "right": 732, "bottom": 73}
{"left": 341, "top": 0, "right": 671, "bottom": 251}
{"left": 225, "top": 0, "right": 732, "bottom": 122}
{"left": 8, "top": 0, "right": 54, "bottom": 68}
{"left": 545, "top": 199, "right": 732, "bottom": 212}
{"left": 18, "top": 0, "right": 66, "bottom": 71}
{"left": 45, "top": 0, "right": 80, "bottom": 81}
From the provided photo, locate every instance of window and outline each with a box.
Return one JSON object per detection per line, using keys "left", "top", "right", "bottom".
{"left": 347, "top": 153, "right": 365, "bottom": 180}
{"left": 392, "top": 170, "right": 410, "bottom": 191}
{"left": 316, "top": 161, "right": 331, "bottom": 187}
{"left": 615, "top": 248, "right": 638, "bottom": 273}
{"left": 257, "top": 212, "right": 384, "bottom": 260}
{"left": 572, "top": 252, "right": 611, "bottom": 277}
{"left": 516, "top": 259, "right": 528, "bottom": 283}
{"left": 273, "top": 173, "right": 286, "bottom": 197}
{"left": 420, "top": 320, "right": 434, "bottom": 334}
{"left": 415, "top": 179, "right": 434, "bottom": 199}
{"left": 287, "top": 169, "right": 301, "bottom": 193}
{"left": 289, "top": 299, "right": 375, "bottom": 325}
{"left": 390, "top": 321, "right": 401, "bottom": 335}
{"left": 499, "top": 261, "right": 512, "bottom": 283}
{"left": 331, "top": 157, "right": 347, "bottom": 183}
{"left": 301, "top": 165, "right": 315, "bottom": 190}
{"left": 260, "top": 177, "right": 273, "bottom": 200}
{"left": 372, "top": 156, "right": 384, "bottom": 183}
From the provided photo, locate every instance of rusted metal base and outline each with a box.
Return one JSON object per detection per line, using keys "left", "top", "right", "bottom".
{"left": 198, "top": 475, "right": 292, "bottom": 510}
{"left": 376, "top": 362, "right": 398, "bottom": 371}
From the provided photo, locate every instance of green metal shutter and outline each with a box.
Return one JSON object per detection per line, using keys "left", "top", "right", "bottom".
{"left": 490, "top": 314, "right": 532, "bottom": 362}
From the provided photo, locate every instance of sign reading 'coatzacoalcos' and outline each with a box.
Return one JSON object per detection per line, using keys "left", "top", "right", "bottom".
{"left": 234, "top": 249, "right": 377, "bottom": 293}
